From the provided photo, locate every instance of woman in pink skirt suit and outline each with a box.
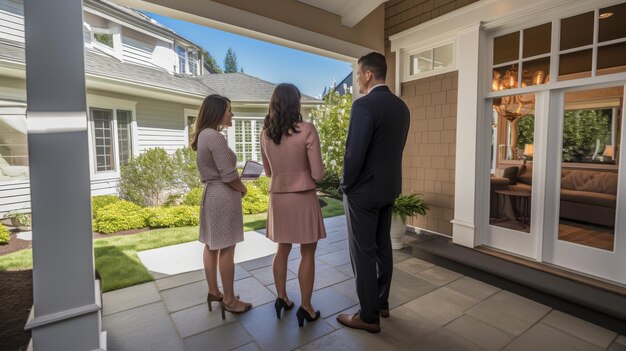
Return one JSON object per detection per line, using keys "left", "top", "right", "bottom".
{"left": 260, "top": 83, "right": 326, "bottom": 327}
{"left": 191, "top": 94, "right": 252, "bottom": 319}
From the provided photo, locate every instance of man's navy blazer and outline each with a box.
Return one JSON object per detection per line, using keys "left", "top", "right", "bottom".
{"left": 341, "top": 85, "right": 410, "bottom": 206}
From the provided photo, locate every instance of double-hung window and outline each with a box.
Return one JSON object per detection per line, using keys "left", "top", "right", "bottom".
{"left": 90, "top": 107, "right": 134, "bottom": 174}
{"left": 176, "top": 45, "right": 187, "bottom": 74}
{"left": 234, "top": 119, "right": 263, "bottom": 163}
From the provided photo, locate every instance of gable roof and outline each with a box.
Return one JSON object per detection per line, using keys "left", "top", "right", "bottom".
{"left": 197, "top": 73, "right": 319, "bottom": 104}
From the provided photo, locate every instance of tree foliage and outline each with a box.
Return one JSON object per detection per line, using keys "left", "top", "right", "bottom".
{"left": 200, "top": 48, "right": 222, "bottom": 73}
{"left": 311, "top": 88, "right": 352, "bottom": 196}
{"left": 224, "top": 47, "right": 239, "bottom": 73}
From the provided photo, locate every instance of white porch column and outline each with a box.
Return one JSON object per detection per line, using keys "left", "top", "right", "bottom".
{"left": 23, "top": 0, "right": 105, "bottom": 350}
{"left": 451, "top": 24, "right": 487, "bottom": 247}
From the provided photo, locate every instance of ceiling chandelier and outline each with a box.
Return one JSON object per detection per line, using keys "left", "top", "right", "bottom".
{"left": 492, "top": 64, "right": 547, "bottom": 122}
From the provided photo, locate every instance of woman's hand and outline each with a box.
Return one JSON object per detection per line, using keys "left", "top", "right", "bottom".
{"left": 241, "top": 184, "right": 248, "bottom": 197}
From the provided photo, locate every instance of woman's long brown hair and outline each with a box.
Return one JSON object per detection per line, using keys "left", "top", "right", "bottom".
{"left": 190, "top": 94, "right": 230, "bottom": 151}
{"left": 264, "top": 83, "right": 303, "bottom": 145}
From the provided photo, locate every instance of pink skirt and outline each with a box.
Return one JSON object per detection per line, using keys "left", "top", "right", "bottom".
{"left": 266, "top": 189, "right": 326, "bottom": 244}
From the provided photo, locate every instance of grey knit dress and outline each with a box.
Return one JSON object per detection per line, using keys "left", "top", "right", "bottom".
{"left": 196, "top": 128, "right": 244, "bottom": 250}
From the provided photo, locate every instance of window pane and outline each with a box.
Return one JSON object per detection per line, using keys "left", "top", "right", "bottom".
{"left": 492, "top": 65, "right": 519, "bottom": 91}
{"left": 117, "top": 110, "right": 132, "bottom": 166}
{"left": 523, "top": 23, "right": 551, "bottom": 58}
{"left": 188, "top": 50, "right": 198, "bottom": 75}
{"left": 493, "top": 31, "right": 519, "bottom": 65}
{"left": 521, "top": 57, "right": 550, "bottom": 87}
{"left": 559, "top": 49, "right": 592, "bottom": 80}
{"left": 176, "top": 46, "right": 186, "bottom": 74}
{"left": 94, "top": 33, "right": 113, "bottom": 48}
{"left": 558, "top": 86, "right": 623, "bottom": 251}
{"left": 433, "top": 44, "right": 453, "bottom": 69}
{"left": 410, "top": 50, "right": 432, "bottom": 75}
{"left": 560, "top": 12, "right": 594, "bottom": 50}
{"left": 597, "top": 42, "right": 626, "bottom": 75}
{"left": 92, "top": 108, "right": 114, "bottom": 172}
{"left": 599, "top": 3, "right": 626, "bottom": 43}
{"left": 0, "top": 113, "right": 29, "bottom": 181}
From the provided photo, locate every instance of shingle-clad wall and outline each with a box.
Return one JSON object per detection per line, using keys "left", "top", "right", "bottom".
{"left": 384, "top": 1, "right": 475, "bottom": 235}
{"left": 401, "top": 72, "right": 458, "bottom": 235}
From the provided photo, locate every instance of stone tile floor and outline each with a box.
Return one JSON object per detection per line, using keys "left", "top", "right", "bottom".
{"left": 102, "top": 216, "right": 626, "bottom": 351}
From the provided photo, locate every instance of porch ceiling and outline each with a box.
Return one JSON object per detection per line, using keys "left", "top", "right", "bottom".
{"left": 111, "top": 0, "right": 385, "bottom": 61}
{"left": 297, "top": 0, "right": 388, "bottom": 27}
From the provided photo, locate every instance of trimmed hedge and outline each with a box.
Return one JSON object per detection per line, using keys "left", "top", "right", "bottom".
{"left": 94, "top": 200, "right": 148, "bottom": 234}
{"left": 183, "top": 188, "right": 203, "bottom": 206}
{"left": 146, "top": 206, "right": 200, "bottom": 228}
{"left": 242, "top": 184, "right": 269, "bottom": 215}
{"left": 0, "top": 225, "right": 9, "bottom": 245}
{"left": 91, "top": 195, "right": 120, "bottom": 218}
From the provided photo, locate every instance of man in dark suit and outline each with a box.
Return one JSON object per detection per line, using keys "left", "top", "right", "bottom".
{"left": 337, "top": 52, "right": 410, "bottom": 333}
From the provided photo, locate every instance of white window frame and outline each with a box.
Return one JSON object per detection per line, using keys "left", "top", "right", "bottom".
{"left": 231, "top": 116, "right": 264, "bottom": 165}
{"left": 89, "top": 23, "right": 123, "bottom": 60}
{"left": 86, "top": 95, "right": 137, "bottom": 181}
{"left": 404, "top": 40, "right": 456, "bottom": 82}
{"left": 183, "top": 108, "right": 199, "bottom": 147}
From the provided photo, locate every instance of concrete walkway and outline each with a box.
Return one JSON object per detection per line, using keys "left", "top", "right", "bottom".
{"left": 102, "top": 216, "right": 626, "bottom": 351}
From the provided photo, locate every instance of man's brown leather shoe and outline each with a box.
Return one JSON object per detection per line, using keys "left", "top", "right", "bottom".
{"left": 379, "top": 308, "right": 390, "bottom": 318}
{"left": 337, "top": 313, "right": 381, "bottom": 333}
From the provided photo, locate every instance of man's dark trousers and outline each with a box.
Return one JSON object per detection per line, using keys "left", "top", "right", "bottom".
{"left": 343, "top": 193, "right": 393, "bottom": 324}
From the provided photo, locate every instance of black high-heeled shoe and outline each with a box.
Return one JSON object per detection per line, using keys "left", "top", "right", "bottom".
{"left": 274, "top": 297, "right": 295, "bottom": 319}
{"left": 296, "top": 306, "right": 320, "bottom": 327}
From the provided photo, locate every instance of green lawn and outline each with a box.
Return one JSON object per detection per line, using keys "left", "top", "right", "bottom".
{"left": 0, "top": 196, "right": 343, "bottom": 292}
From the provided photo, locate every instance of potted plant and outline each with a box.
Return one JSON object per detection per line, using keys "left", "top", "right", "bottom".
{"left": 390, "top": 194, "right": 428, "bottom": 249}
{"left": 6, "top": 211, "right": 32, "bottom": 231}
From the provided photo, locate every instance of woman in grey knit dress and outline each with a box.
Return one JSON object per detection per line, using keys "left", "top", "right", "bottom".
{"left": 191, "top": 94, "right": 251, "bottom": 318}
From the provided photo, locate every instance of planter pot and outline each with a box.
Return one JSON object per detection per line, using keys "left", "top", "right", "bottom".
{"left": 389, "top": 217, "right": 407, "bottom": 250}
{"left": 10, "top": 218, "right": 31, "bottom": 231}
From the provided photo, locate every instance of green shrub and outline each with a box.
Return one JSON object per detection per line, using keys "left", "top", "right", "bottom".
{"left": 146, "top": 206, "right": 200, "bottom": 228}
{"left": 91, "top": 195, "right": 120, "bottom": 218}
{"left": 242, "top": 184, "right": 269, "bottom": 215}
{"left": 173, "top": 148, "right": 201, "bottom": 191}
{"left": 252, "top": 176, "right": 270, "bottom": 195}
{"left": 118, "top": 148, "right": 176, "bottom": 207}
{"left": 94, "top": 200, "right": 148, "bottom": 234}
{"left": 0, "top": 225, "right": 9, "bottom": 245}
{"left": 312, "top": 89, "right": 351, "bottom": 194}
{"left": 163, "top": 193, "right": 183, "bottom": 207}
{"left": 183, "top": 187, "right": 203, "bottom": 206}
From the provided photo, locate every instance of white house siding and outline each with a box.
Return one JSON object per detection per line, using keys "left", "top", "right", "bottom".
{"left": 135, "top": 98, "right": 195, "bottom": 154}
{"left": 122, "top": 29, "right": 161, "bottom": 69}
{"left": 0, "top": 0, "right": 23, "bottom": 43}
{"left": 0, "top": 180, "right": 29, "bottom": 216}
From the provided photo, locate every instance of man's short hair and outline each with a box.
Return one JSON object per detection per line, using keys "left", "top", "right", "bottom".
{"left": 358, "top": 52, "right": 387, "bottom": 81}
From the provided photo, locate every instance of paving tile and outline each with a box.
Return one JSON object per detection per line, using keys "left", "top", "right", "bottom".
{"left": 232, "top": 342, "right": 262, "bottom": 351}
{"left": 299, "top": 327, "right": 395, "bottom": 351}
{"left": 238, "top": 299, "right": 335, "bottom": 351}
{"left": 249, "top": 265, "right": 296, "bottom": 286}
{"left": 183, "top": 322, "right": 253, "bottom": 351}
{"left": 316, "top": 249, "right": 351, "bottom": 267}
{"left": 394, "top": 257, "right": 435, "bottom": 275}
{"left": 103, "top": 302, "right": 184, "bottom": 351}
{"left": 377, "top": 306, "right": 440, "bottom": 350}
{"left": 154, "top": 269, "right": 206, "bottom": 291}
{"left": 445, "top": 276, "right": 500, "bottom": 302}
{"left": 330, "top": 239, "right": 349, "bottom": 251}
{"left": 219, "top": 264, "right": 253, "bottom": 284}
{"left": 317, "top": 239, "right": 346, "bottom": 254}
{"left": 608, "top": 336, "right": 626, "bottom": 351}
{"left": 391, "top": 249, "right": 413, "bottom": 264}
{"left": 414, "top": 265, "right": 463, "bottom": 286}
{"left": 388, "top": 268, "right": 439, "bottom": 308}
{"left": 330, "top": 278, "right": 359, "bottom": 303}
{"left": 161, "top": 280, "right": 207, "bottom": 313}
{"left": 444, "top": 314, "right": 515, "bottom": 351}
{"left": 402, "top": 286, "right": 480, "bottom": 326}
{"left": 408, "top": 328, "right": 486, "bottom": 351}
{"left": 170, "top": 302, "right": 237, "bottom": 338}
{"left": 506, "top": 323, "right": 603, "bottom": 351}
{"left": 240, "top": 254, "right": 275, "bottom": 271}
{"left": 311, "top": 286, "right": 359, "bottom": 318}
{"left": 335, "top": 263, "right": 355, "bottom": 277}
{"left": 233, "top": 276, "right": 276, "bottom": 308}
{"left": 102, "top": 282, "right": 161, "bottom": 316}
{"left": 325, "top": 231, "right": 347, "bottom": 244}
{"left": 541, "top": 310, "right": 617, "bottom": 348}
{"left": 465, "top": 290, "right": 551, "bottom": 336}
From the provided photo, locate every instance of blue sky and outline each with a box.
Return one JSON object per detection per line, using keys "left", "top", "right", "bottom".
{"left": 146, "top": 12, "right": 352, "bottom": 98}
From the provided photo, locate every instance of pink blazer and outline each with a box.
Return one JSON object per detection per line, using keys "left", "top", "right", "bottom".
{"left": 260, "top": 122, "right": 325, "bottom": 193}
